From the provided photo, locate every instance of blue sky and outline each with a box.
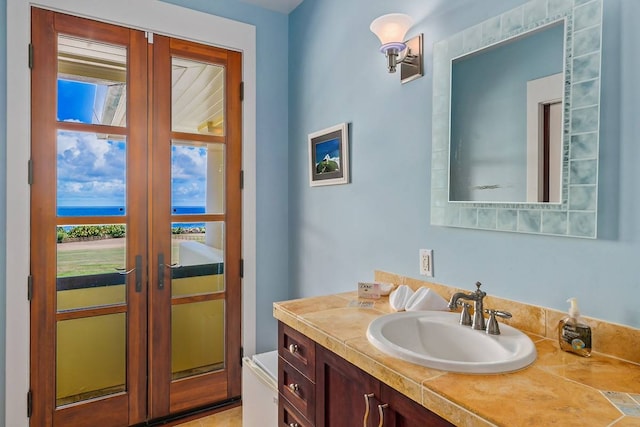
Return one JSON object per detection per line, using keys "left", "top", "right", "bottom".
{"left": 314, "top": 137, "right": 340, "bottom": 164}
{"left": 56, "top": 79, "right": 207, "bottom": 207}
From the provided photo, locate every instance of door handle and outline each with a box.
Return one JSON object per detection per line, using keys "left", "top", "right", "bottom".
{"left": 377, "top": 403, "right": 389, "bottom": 427}
{"left": 134, "top": 254, "right": 142, "bottom": 292}
{"left": 363, "top": 393, "right": 374, "bottom": 427}
{"left": 158, "top": 253, "right": 165, "bottom": 290}
{"left": 116, "top": 255, "right": 143, "bottom": 292}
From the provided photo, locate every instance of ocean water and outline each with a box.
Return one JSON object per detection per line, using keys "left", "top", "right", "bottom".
{"left": 57, "top": 206, "right": 206, "bottom": 228}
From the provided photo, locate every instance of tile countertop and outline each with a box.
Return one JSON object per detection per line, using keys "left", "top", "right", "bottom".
{"left": 273, "top": 292, "right": 640, "bottom": 427}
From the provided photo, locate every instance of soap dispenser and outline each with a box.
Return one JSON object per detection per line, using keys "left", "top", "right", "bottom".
{"left": 558, "top": 297, "right": 592, "bottom": 357}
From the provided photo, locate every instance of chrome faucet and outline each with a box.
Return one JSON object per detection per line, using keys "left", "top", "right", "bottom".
{"left": 448, "top": 282, "right": 487, "bottom": 330}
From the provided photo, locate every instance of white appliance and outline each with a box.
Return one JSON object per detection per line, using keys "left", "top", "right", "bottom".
{"left": 242, "top": 350, "right": 279, "bottom": 426}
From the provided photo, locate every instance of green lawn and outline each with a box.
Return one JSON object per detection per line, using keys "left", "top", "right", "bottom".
{"left": 56, "top": 239, "right": 200, "bottom": 277}
{"left": 57, "top": 247, "right": 126, "bottom": 277}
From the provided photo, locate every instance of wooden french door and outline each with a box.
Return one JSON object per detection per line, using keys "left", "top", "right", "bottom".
{"left": 30, "top": 8, "right": 242, "bottom": 426}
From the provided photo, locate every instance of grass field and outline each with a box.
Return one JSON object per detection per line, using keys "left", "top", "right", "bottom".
{"left": 57, "top": 247, "right": 126, "bottom": 277}
{"left": 56, "top": 237, "right": 203, "bottom": 277}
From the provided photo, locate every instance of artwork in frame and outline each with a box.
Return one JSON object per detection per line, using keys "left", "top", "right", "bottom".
{"left": 308, "top": 122, "right": 349, "bottom": 187}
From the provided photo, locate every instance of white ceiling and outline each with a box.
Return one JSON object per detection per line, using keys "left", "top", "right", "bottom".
{"left": 240, "top": 0, "right": 303, "bottom": 14}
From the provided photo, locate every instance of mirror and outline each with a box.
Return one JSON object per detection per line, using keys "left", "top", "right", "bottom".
{"left": 450, "top": 22, "right": 564, "bottom": 203}
{"left": 431, "top": 0, "right": 603, "bottom": 238}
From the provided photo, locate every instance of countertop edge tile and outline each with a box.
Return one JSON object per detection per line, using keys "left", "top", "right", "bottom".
{"left": 343, "top": 337, "right": 424, "bottom": 404}
{"left": 421, "top": 384, "right": 497, "bottom": 427}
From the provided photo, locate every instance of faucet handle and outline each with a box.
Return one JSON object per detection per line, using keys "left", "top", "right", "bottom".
{"left": 458, "top": 301, "right": 472, "bottom": 326}
{"left": 475, "top": 281, "right": 486, "bottom": 297}
{"left": 484, "top": 309, "right": 512, "bottom": 335}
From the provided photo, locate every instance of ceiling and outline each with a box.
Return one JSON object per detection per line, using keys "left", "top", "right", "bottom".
{"left": 58, "top": 35, "right": 225, "bottom": 136}
{"left": 239, "top": 0, "right": 303, "bottom": 14}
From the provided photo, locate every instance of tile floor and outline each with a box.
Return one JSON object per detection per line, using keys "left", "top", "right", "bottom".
{"left": 176, "top": 406, "right": 242, "bottom": 427}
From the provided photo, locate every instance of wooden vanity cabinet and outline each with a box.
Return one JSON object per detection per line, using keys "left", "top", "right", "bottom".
{"left": 278, "top": 321, "right": 454, "bottom": 427}
{"left": 278, "top": 323, "right": 316, "bottom": 426}
{"left": 316, "top": 346, "right": 379, "bottom": 426}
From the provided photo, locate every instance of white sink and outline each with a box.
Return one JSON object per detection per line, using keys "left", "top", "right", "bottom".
{"left": 366, "top": 311, "right": 537, "bottom": 374}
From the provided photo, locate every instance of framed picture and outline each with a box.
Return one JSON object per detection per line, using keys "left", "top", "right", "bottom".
{"left": 308, "top": 122, "right": 349, "bottom": 187}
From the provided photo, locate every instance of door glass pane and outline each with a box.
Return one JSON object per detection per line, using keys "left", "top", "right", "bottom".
{"left": 56, "top": 313, "right": 126, "bottom": 406}
{"left": 171, "top": 221, "right": 224, "bottom": 298}
{"left": 57, "top": 35, "right": 127, "bottom": 126}
{"left": 57, "top": 224, "right": 127, "bottom": 311}
{"left": 172, "top": 57, "right": 225, "bottom": 135}
{"left": 57, "top": 131, "right": 126, "bottom": 216}
{"left": 171, "top": 300, "right": 225, "bottom": 380}
{"left": 171, "top": 141, "right": 224, "bottom": 215}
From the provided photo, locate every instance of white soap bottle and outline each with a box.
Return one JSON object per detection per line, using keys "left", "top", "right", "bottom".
{"left": 558, "top": 297, "right": 592, "bottom": 357}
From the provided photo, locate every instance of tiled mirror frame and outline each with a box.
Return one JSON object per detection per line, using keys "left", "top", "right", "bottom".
{"left": 430, "top": 0, "right": 603, "bottom": 238}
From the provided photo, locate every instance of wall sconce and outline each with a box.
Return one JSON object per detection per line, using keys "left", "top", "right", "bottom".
{"left": 370, "top": 13, "right": 423, "bottom": 83}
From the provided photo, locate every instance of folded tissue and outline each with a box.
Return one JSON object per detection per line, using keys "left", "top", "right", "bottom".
{"left": 405, "top": 287, "right": 449, "bottom": 312}
{"left": 389, "top": 285, "right": 449, "bottom": 312}
{"left": 389, "top": 285, "right": 414, "bottom": 311}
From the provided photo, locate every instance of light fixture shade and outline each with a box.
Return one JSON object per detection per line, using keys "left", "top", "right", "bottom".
{"left": 370, "top": 13, "right": 413, "bottom": 51}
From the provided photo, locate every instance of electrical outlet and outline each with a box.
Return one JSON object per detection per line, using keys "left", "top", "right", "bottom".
{"left": 419, "top": 249, "right": 433, "bottom": 276}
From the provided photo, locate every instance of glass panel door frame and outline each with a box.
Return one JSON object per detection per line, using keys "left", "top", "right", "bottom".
{"left": 149, "top": 34, "right": 242, "bottom": 418}
{"left": 30, "top": 8, "right": 148, "bottom": 426}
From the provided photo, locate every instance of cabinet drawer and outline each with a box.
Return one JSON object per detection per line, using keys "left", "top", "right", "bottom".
{"left": 279, "top": 322, "right": 315, "bottom": 381}
{"left": 279, "top": 396, "right": 313, "bottom": 427}
{"left": 279, "top": 358, "right": 316, "bottom": 422}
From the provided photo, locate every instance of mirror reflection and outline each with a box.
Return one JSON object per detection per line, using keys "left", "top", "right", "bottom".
{"left": 449, "top": 21, "right": 564, "bottom": 203}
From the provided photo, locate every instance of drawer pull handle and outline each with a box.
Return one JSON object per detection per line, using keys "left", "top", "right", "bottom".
{"left": 288, "top": 344, "right": 299, "bottom": 354}
{"left": 289, "top": 423, "right": 299, "bottom": 427}
{"left": 288, "top": 383, "right": 300, "bottom": 393}
{"left": 377, "top": 403, "right": 389, "bottom": 427}
{"left": 363, "top": 393, "right": 374, "bottom": 427}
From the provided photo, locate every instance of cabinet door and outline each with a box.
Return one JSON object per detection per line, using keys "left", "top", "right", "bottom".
{"left": 316, "top": 347, "right": 380, "bottom": 427}
{"left": 380, "top": 384, "right": 454, "bottom": 427}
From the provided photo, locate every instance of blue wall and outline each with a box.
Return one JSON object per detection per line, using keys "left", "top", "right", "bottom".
{"left": 289, "top": 0, "right": 640, "bottom": 328}
{"left": 450, "top": 23, "right": 564, "bottom": 202}
{"left": 0, "top": 0, "right": 6, "bottom": 421}
{"left": 161, "top": 0, "right": 290, "bottom": 353}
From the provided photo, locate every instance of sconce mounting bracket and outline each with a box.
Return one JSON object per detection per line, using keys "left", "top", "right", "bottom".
{"left": 401, "top": 34, "right": 423, "bottom": 84}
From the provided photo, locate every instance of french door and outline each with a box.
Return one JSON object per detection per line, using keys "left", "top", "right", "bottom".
{"left": 30, "top": 8, "right": 242, "bottom": 426}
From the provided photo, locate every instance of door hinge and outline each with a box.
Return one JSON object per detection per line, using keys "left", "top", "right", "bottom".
{"left": 28, "top": 159, "right": 33, "bottom": 185}
{"left": 240, "top": 81, "right": 244, "bottom": 101}
{"left": 27, "top": 390, "right": 33, "bottom": 418}
{"left": 240, "top": 170, "right": 244, "bottom": 190}
{"left": 239, "top": 259, "right": 244, "bottom": 278}
{"left": 240, "top": 346, "right": 244, "bottom": 367}
{"left": 28, "top": 43, "right": 34, "bottom": 69}
{"left": 27, "top": 275, "right": 33, "bottom": 301}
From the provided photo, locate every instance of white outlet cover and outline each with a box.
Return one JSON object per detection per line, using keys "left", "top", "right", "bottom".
{"left": 419, "top": 249, "right": 433, "bottom": 277}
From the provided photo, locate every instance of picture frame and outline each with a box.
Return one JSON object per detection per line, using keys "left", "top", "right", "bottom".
{"left": 308, "top": 122, "right": 349, "bottom": 187}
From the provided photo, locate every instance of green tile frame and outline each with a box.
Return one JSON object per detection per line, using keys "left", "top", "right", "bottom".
{"left": 430, "top": 0, "right": 602, "bottom": 238}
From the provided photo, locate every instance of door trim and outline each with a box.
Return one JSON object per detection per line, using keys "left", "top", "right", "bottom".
{"left": 6, "top": 1, "right": 257, "bottom": 425}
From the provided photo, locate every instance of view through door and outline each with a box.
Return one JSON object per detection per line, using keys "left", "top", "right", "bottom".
{"left": 30, "top": 8, "right": 242, "bottom": 426}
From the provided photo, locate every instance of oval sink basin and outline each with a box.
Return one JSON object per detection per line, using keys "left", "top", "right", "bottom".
{"left": 366, "top": 311, "right": 537, "bottom": 374}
